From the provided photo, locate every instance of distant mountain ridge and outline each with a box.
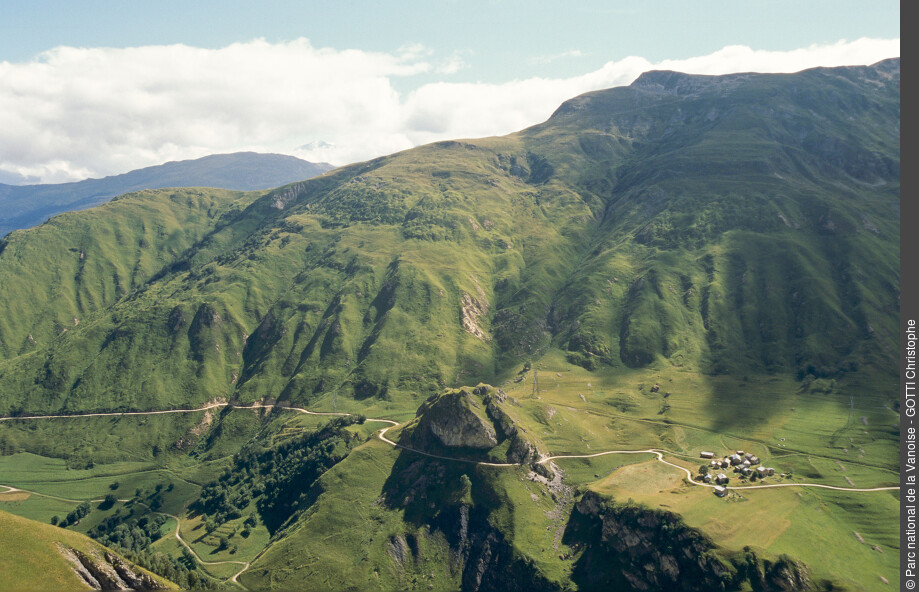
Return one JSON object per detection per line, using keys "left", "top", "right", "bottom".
{"left": 0, "top": 152, "right": 334, "bottom": 236}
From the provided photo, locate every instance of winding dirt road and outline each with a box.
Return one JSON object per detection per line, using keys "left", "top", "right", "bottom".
{"left": 157, "top": 510, "right": 250, "bottom": 588}
{"left": 0, "top": 401, "right": 899, "bottom": 586}
{"left": 538, "top": 449, "right": 900, "bottom": 492}
{"left": 376, "top": 424, "right": 516, "bottom": 467}
{"left": 0, "top": 404, "right": 230, "bottom": 422}
{"left": 380, "top": 425, "right": 899, "bottom": 493}
{"left": 0, "top": 403, "right": 900, "bottom": 494}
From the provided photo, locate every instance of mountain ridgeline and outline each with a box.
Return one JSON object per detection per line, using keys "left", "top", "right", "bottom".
{"left": 0, "top": 152, "right": 334, "bottom": 236}
{"left": 0, "top": 59, "right": 899, "bottom": 417}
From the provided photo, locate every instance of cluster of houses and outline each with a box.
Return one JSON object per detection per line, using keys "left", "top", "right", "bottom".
{"left": 698, "top": 450, "right": 777, "bottom": 496}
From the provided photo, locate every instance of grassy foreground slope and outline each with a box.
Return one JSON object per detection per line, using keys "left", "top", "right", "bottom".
{"left": 0, "top": 59, "right": 900, "bottom": 421}
{"left": 0, "top": 509, "right": 176, "bottom": 591}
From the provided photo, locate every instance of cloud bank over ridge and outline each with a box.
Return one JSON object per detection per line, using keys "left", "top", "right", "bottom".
{"left": 0, "top": 37, "right": 899, "bottom": 183}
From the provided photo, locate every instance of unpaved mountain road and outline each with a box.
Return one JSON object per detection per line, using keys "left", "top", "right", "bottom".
{"left": 1, "top": 403, "right": 899, "bottom": 494}
{"left": 0, "top": 401, "right": 899, "bottom": 587}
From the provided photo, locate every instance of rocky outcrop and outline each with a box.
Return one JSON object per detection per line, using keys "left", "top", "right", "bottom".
{"left": 461, "top": 292, "right": 490, "bottom": 341}
{"left": 57, "top": 544, "right": 165, "bottom": 590}
{"left": 104, "top": 552, "right": 165, "bottom": 590}
{"left": 413, "top": 388, "right": 498, "bottom": 449}
{"left": 387, "top": 534, "right": 412, "bottom": 566}
{"left": 460, "top": 278, "right": 491, "bottom": 341}
{"left": 480, "top": 387, "right": 545, "bottom": 465}
{"left": 738, "top": 548, "right": 812, "bottom": 592}
{"left": 409, "top": 385, "right": 547, "bottom": 465}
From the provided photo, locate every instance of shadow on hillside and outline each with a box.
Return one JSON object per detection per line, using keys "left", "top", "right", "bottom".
{"left": 699, "top": 376, "right": 797, "bottom": 435}
{"left": 379, "top": 448, "right": 469, "bottom": 527}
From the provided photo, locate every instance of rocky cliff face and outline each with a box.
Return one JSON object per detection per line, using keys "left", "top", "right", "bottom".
{"left": 381, "top": 455, "right": 559, "bottom": 592}
{"left": 480, "top": 386, "right": 546, "bottom": 465}
{"left": 567, "top": 492, "right": 733, "bottom": 591}
{"left": 566, "top": 491, "right": 814, "bottom": 592}
{"left": 440, "top": 503, "right": 559, "bottom": 592}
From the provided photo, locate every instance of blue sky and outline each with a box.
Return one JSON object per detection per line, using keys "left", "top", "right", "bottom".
{"left": 0, "top": 1, "right": 899, "bottom": 183}
{"left": 2, "top": 1, "right": 899, "bottom": 81}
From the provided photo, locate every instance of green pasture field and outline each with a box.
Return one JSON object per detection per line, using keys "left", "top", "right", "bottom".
{"left": 0, "top": 490, "right": 77, "bottom": 524}
{"left": 179, "top": 510, "right": 271, "bottom": 564}
{"left": 590, "top": 454, "right": 899, "bottom": 591}
{"left": 0, "top": 360, "right": 901, "bottom": 592}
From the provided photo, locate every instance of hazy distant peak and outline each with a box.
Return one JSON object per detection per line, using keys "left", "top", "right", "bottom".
{"left": 0, "top": 152, "right": 335, "bottom": 236}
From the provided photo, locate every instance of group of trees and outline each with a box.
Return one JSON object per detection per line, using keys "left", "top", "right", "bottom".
{"left": 82, "top": 495, "right": 223, "bottom": 589}
{"left": 119, "top": 548, "right": 217, "bottom": 590}
{"left": 53, "top": 501, "right": 92, "bottom": 528}
{"left": 89, "top": 510, "right": 168, "bottom": 553}
{"left": 43, "top": 416, "right": 364, "bottom": 588}
{"left": 193, "top": 416, "right": 363, "bottom": 533}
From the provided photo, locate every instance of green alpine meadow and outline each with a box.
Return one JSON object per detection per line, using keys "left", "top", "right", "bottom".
{"left": 0, "top": 59, "right": 900, "bottom": 591}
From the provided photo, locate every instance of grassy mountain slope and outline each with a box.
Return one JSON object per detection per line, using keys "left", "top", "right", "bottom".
{"left": 0, "top": 61, "right": 900, "bottom": 590}
{"left": 0, "top": 187, "right": 264, "bottom": 361}
{"left": 0, "top": 59, "right": 899, "bottom": 420}
{"left": 0, "top": 509, "right": 176, "bottom": 591}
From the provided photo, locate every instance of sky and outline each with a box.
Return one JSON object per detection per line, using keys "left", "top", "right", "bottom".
{"left": 0, "top": 1, "right": 900, "bottom": 184}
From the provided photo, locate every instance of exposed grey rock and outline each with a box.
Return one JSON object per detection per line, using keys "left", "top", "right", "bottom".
{"left": 105, "top": 552, "right": 163, "bottom": 590}
{"left": 57, "top": 544, "right": 166, "bottom": 591}
{"left": 416, "top": 389, "right": 498, "bottom": 449}
{"left": 387, "top": 534, "right": 410, "bottom": 566}
{"left": 56, "top": 544, "right": 102, "bottom": 590}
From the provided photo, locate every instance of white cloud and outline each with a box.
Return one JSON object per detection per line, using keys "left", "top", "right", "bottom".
{"left": 530, "top": 49, "right": 588, "bottom": 64}
{"left": 435, "top": 51, "right": 470, "bottom": 75}
{"left": 0, "top": 37, "right": 900, "bottom": 183}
